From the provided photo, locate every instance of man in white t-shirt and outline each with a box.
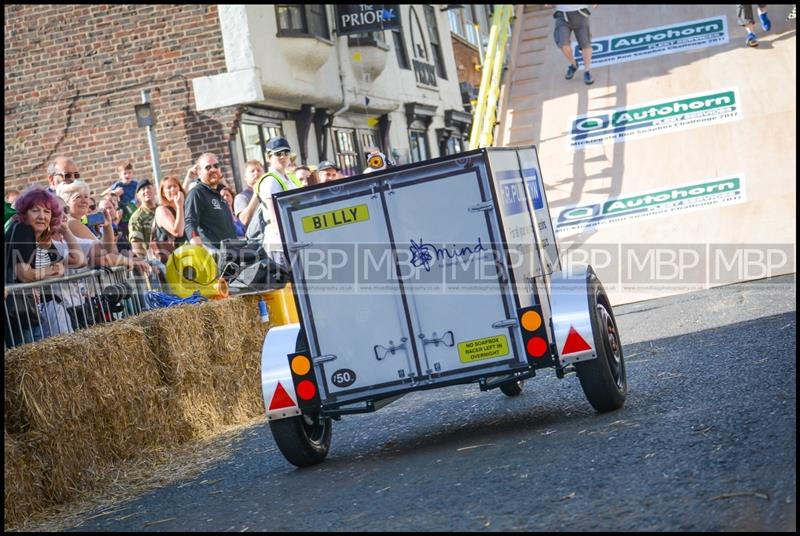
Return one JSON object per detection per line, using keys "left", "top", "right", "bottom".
{"left": 547, "top": 4, "right": 598, "bottom": 85}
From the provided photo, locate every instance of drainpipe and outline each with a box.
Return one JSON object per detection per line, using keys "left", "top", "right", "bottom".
{"left": 332, "top": 33, "right": 352, "bottom": 118}
{"left": 320, "top": 31, "right": 351, "bottom": 161}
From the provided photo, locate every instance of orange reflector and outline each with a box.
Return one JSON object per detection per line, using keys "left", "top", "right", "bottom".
{"left": 269, "top": 382, "right": 296, "bottom": 410}
{"left": 526, "top": 337, "right": 547, "bottom": 358}
{"left": 562, "top": 326, "right": 592, "bottom": 355}
{"left": 296, "top": 380, "right": 316, "bottom": 401}
{"left": 520, "top": 310, "right": 542, "bottom": 332}
{"left": 291, "top": 355, "right": 311, "bottom": 376}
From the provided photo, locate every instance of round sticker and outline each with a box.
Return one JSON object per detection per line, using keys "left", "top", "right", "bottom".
{"left": 331, "top": 368, "right": 356, "bottom": 388}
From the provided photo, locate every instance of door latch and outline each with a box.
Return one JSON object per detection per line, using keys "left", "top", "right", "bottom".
{"left": 374, "top": 337, "right": 408, "bottom": 361}
{"left": 419, "top": 330, "right": 455, "bottom": 347}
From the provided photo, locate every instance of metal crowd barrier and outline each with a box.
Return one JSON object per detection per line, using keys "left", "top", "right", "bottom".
{"left": 4, "top": 266, "right": 150, "bottom": 349}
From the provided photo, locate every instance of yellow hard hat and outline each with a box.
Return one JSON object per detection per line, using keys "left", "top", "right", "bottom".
{"left": 165, "top": 244, "right": 228, "bottom": 299}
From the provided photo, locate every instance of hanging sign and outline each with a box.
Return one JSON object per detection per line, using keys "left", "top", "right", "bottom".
{"left": 335, "top": 5, "right": 400, "bottom": 36}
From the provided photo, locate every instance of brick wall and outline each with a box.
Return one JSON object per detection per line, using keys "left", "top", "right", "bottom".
{"left": 4, "top": 4, "right": 240, "bottom": 195}
{"left": 451, "top": 37, "right": 482, "bottom": 89}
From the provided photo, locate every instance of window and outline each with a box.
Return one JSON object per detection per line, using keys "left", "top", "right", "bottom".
{"left": 446, "top": 136, "right": 464, "bottom": 155}
{"left": 408, "top": 130, "right": 429, "bottom": 163}
{"left": 276, "top": 5, "right": 330, "bottom": 39}
{"left": 332, "top": 128, "right": 360, "bottom": 176}
{"left": 348, "top": 31, "right": 388, "bottom": 48}
{"left": 448, "top": 7, "right": 479, "bottom": 47}
{"left": 239, "top": 122, "right": 283, "bottom": 169}
{"left": 423, "top": 5, "right": 447, "bottom": 79}
{"left": 448, "top": 9, "right": 464, "bottom": 37}
{"left": 392, "top": 27, "right": 410, "bottom": 70}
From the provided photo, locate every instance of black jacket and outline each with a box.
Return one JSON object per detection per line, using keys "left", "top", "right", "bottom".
{"left": 183, "top": 180, "right": 237, "bottom": 249}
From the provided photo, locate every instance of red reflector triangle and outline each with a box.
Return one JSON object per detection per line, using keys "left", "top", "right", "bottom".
{"left": 562, "top": 326, "right": 592, "bottom": 355}
{"left": 269, "top": 382, "right": 296, "bottom": 411}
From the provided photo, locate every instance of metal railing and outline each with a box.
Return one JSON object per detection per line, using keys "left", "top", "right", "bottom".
{"left": 4, "top": 266, "right": 150, "bottom": 349}
{"left": 468, "top": 4, "right": 514, "bottom": 150}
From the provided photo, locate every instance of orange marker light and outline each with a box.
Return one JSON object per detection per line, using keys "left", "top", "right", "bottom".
{"left": 291, "top": 355, "right": 311, "bottom": 376}
{"left": 527, "top": 337, "right": 547, "bottom": 358}
{"left": 297, "top": 380, "right": 316, "bottom": 401}
{"left": 520, "top": 310, "right": 542, "bottom": 332}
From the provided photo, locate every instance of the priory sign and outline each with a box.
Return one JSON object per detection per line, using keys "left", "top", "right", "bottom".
{"left": 335, "top": 5, "right": 400, "bottom": 36}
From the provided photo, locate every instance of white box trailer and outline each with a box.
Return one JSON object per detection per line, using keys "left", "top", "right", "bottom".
{"left": 261, "top": 146, "right": 626, "bottom": 467}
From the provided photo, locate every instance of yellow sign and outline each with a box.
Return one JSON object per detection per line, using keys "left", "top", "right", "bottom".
{"left": 302, "top": 204, "right": 370, "bottom": 233}
{"left": 457, "top": 335, "right": 509, "bottom": 363}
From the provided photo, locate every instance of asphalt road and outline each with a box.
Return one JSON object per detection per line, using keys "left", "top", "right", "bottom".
{"left": 67, "top": 275, "right": 796, "bottom": 532}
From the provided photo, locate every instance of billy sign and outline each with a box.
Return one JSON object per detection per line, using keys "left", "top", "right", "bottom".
{"left": 575, "top": 16, "right": 729, "bottom": 68}
{"left": 568, "top": 88, "right": 742, "bottom": 150}
{"left": 335, "top": 5, "right": 400, "bottom": 36}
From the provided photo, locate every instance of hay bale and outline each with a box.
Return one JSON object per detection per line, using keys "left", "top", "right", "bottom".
{"left": 199, "top": 295, "right": 269, "bottom": 425}
{"left": 4, "top": 429, "right": 44, "bottom": 529}
{"left": 125, "top": 297, "right": 266, "bottom": 436}
{"left": 3, "top": 293, "right": 271, "bottom": 529}
{"left": 4, "top": 320, "right": 187, "bottom": 527}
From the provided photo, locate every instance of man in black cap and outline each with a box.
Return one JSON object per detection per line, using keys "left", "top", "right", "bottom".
{"left": 184, "top": 152, "right": 237, "bottom": 250}
{"left": 317, "top": 160, "right": 342, "bottom": 183}
{"left": 128, "top": 179, "right": 158, "bottom": 257}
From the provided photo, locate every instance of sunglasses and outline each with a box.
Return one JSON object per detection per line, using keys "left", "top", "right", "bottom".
{"left": 55, "top": 172, "right": 80, "bottom": 180}
{"left": 271, "top": 150, "right": 290, "bottom": 157}
{"left": 203, "top": 163, "right": 221, "bottom": 171}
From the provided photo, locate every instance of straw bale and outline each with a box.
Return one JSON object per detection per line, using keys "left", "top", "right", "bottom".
{"left": 112, "top": 295, "right": 268, "bottom": 435}
{"left": 4, "top": 293, "right": 271, "bottom": 529}
{"left": 4, "top": 429, "right": 45, "bottom": 528}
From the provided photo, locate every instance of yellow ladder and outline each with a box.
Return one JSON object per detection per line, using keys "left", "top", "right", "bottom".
{"left": 468, "top": 5, "right": 514, "bottom": 150}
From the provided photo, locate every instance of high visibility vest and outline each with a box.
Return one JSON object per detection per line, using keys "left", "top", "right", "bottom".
{"left": 255, "top": 170, "right": 302, "bottom": 199}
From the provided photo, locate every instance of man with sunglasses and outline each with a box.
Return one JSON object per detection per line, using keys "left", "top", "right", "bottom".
{"left": 46, "top": 156, "right": 80, "bottom": 193}
{"left": 184, "top": 152, "right": 237, "bottom": 250}
{"left": 250, "top": 136, "right": 303, "bottom": 260}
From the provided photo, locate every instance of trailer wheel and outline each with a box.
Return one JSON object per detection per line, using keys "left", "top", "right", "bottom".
{"left": 500, "top": 379, "right": 524, "bottom": 397}
{"left": 575, "top": 273, "right": 627, "bottom": 412}
{"left": 269, "top": 413, "right": 332, "bottom": 467}
{"left": 268, "top": 325, "right": 332, "bottom": 467}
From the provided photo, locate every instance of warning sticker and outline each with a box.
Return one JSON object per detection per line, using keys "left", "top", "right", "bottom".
{"left": 302, "top": 204, "right": 370, "bottom": 233}
{"left": 457, "top": 335, "right": 509, "bottom": 363}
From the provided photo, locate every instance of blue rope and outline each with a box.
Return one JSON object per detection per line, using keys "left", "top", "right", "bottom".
{"left": 146, "top": 290, "right": 208, "bottom": 309}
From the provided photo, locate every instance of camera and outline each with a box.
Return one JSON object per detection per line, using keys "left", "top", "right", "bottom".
{"left": 100, "top": 283, "right": 132, "bottom": 314}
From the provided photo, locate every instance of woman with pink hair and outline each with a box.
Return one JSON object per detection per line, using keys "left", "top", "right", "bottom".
{"left": 4, "top": 187, "right": 82, "bottom": 344}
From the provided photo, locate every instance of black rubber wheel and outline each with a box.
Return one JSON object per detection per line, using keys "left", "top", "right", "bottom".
{"left": 269, "top": 413, "right": 332, "bottom": 467}
{"left": 575, "top": 271, "right": 627, "bottom": 412}
{"left": 268, "top": 325, "right": 332, "bottom": 467}
{"left": 500, "top": 379, "right": 524, "bottom": 397}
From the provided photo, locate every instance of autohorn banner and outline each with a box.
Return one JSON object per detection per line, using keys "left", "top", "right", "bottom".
{"left": 335, "top": 5, "right": 400, "bottom": 36}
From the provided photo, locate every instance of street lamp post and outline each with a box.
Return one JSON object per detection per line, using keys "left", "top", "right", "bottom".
{"left": 134, "top": 89, "right": 162, "bottom": 191}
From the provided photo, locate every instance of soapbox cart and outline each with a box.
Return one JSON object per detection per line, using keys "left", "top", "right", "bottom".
{"left": 260, "top": 146, "right": 626, "bottom": 467}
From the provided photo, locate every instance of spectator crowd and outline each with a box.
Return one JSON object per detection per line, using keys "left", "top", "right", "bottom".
{"left": 4, "top": 136, "right": 362, "bottom": 347}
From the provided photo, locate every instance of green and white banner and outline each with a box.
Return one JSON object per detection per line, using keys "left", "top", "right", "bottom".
{"left": 555, "top": 176, "right": 747, "bottom": 234}
{"left": 568, "top": 88, "right": 742, "bottom": 150}
{"left": 575, "top": 16, "right": 729, "bottom": 68}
